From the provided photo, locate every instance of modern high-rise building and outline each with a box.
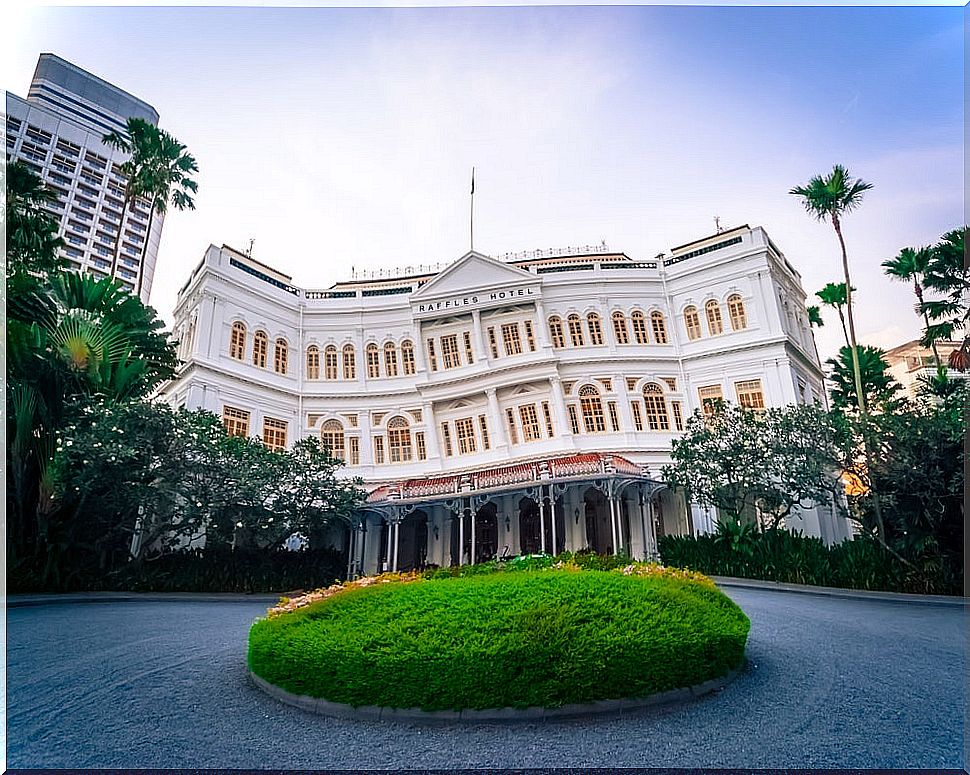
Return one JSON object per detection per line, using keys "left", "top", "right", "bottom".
{"left": 5, "top": 53, "right": 165, "bottom": 301}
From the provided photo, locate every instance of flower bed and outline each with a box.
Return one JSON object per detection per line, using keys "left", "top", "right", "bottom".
{"left": 249, "top": 563, "right": 749, "bottom": 712}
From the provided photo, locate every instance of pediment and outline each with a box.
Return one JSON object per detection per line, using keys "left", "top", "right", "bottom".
{"left": 410, "top": 251, "right": 536, "bottom": 301}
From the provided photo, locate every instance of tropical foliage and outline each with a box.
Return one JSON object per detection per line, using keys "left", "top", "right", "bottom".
{"left": 825, "top": 345, "right": 902, "bottom": 413}
{"left": 663, "top": 403, "right": 849, "bottom": 531}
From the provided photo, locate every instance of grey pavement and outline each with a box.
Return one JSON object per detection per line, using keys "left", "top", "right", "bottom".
{"left": 5, "top": 587, "right": 967, "bottom": 769}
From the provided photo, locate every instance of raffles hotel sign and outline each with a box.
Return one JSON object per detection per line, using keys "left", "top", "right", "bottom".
{"left": 412, "top": 285, "right": 540, "bottom": 318}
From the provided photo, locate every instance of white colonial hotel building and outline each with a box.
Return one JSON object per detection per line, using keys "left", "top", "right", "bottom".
{"left": 160, "top": 224, "right": 852, "bottom": 575}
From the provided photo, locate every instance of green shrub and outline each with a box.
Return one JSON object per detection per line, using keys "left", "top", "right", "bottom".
{"left": 658, "top": 532, "right": 961, "bottom": 596}
{"left": 248, "top": 570, "right": 749, "bottom": 711}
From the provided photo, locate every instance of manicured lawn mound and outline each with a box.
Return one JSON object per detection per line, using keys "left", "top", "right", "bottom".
{"left": 248, "top": 570, "right": 749, "bottom": 711}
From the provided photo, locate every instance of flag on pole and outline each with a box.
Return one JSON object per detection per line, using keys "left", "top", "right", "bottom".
{"left": 471, "top": 167, "right": 475, "bottom": 195}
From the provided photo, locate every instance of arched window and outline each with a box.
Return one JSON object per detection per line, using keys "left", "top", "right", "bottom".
{"left": 727, "top": 294, "right": 747, "bottom": 331}
{"left": 320, "top": 419, "right": 345, "bottom": 461}
{"left": 273, "top": 338, "right": 288, "bottom": 374}
{"left": 578, "top": 385, "right": 606, "bottom": 433}
{"left": 631, "top": 311, "right": 649, "bottom": 344}
{"left": 612, "top": 311, "right": 630, "bottom": 345}
{"left": 342, "top": 344, "right": 356, "bottom": 379}
{"left": 643, "top": 383, "right": 670, "bottom": 430}
{"left": 706, "top": 299, "right": 724, "bottom": 335}
{"left": 384, "top": 342, "right": 398, "bottom": 377}
{"left": 366, "top": 344, "right": 380, "bottom": 379}
{"left": 229, "top": 322, "right": 246, "bottom": 360}
{"left": 684, "top": 306, "right": 702, "bottom": 341}
{"left": 401, "top": 340, "right": 415, "bottom": 375}
{"left": 306, "top": 345, "right": 320, "bottom": 379}
{"left": 567, "top": 314, "right": 585, "bottom": 347}
{"left": 387, "top": 416, "right": 412, "bottom": 463}
{"left": 548, "top": 316, "right": 565, "bottom": 348}
{"left": 253, "top": 330, "right": 268, "bottom": 367}
{"left": 587, "top": 313, "right": 604, "bottom": 345}
{"left": 324, "top": 345, "right": 338, "bottom": 380}
{"left": 651, "top": 311, "right": 668, "bottom": 344}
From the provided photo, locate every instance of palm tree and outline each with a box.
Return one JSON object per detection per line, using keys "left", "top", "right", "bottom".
{"left": 921, "top": 227, "right": 969, "bottom": 371}
{"left": 881, "top": 246, "right": 940, "bottom": 363}
{"left": 102, "top": 120, "right": 198, "bottom": 295}
{"left": 826, "top": 345, "right": 902, "bottom": 413}
{"left": 806, "top": 305, "right": 824, "bottom": 329}
{"left": 790, "top": 165, "right": 873, "bottom": 415}
{"left": 816, "top": 282, "right": 851, "bottom": 349}
{"left": 131, "top": 127, "right": 199, "bottom": 296}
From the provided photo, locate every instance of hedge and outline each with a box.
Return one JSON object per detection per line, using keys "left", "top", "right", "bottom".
{"left": 248, "top": 568, "right": 749, "bottom": 711}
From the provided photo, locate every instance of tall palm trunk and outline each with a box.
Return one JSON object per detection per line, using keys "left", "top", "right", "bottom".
{"left": 109, "top": 183, "right": 133, "bottom": 280}
{"left": 835, "top": 306, "right": 849, "bottom": 349}
{"left": 135, "top": 200, "right": 157, "bottom": 298}
{"left": 914, "top": 281, "right": 941, "bottom": 364}
{"left": 832, "top": 214, "right": 886, "bottom": 543}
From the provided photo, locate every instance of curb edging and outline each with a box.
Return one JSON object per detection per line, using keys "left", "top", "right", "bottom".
{"left": 712, "top": 576, "right": 967, "bottom": 606}
{"left": 247, "top": 663, "right": 742, "bottom": 724}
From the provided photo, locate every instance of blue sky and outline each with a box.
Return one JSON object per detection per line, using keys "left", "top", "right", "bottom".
{"left": 5, "top": 5, "right": 963, "bottom": 362}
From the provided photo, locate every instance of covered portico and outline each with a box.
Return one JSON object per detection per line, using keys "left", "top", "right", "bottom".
{"left": 347, "top": 453, "right": 684, "bottom": 579}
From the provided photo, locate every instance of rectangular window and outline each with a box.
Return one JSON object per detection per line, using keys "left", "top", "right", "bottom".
{"left": 478, "top": 415, "right": 490, "bottom": 450}
{"left": 441, "top": 334, "right": 461, "bottom": 369}
{"left": 463, "top": 331, "right": 475, "bottom": 364}
{"left": 426, "top": 338, "right": 438, "bottom": 372}
{"left": 415, "top": 432, "right": 426, "bottom": 461}
{"left": 735, "top": 379, "right": 766, "bottom": 411}
{"left": 567, "top": 404, "right": 580, "bottom": 435}
{"left": 373, "top": 436, "right": 385, "bottom": 464}
{"left": 523, "top": 320, "right": 536, "bottom": 352}
{"left": 519, "top": 404, "right": 541, "bottom": 442}
{"left": 440, "top": 422, "right": 453, "bottom": 456}
{"left": 671, "top": 401, "right": 684, "bottom": 431}
{"left": 698, "top": 385, "right": 724, "bottom": 417}
{"left": 262, "top": 417, "right": 287, "bottom": 451}
{"left": 455, "top": 417, "right": 477, "bottom": 454}
{"left": 349, "top": 437, "right": 360, "bottom": 465}
{"left": 501, "top": 323, "right": 523, "bottom": 356}
{"left": 505, "top": 408, "right": 519, "bottom": 444}
{"left": 541, "top": 401, "right": 554, "bottom": 438}
{"left": 607, "top": 401, "right": 620, "bottom": 432}
{"left": 487, "top": 327, "right": 499, "bottom": 359}
{"left": 222, "top": 406, "right": 250, "bottom": 437}
{"left": 631, "top": 400, "right": 644, "bottom": 431}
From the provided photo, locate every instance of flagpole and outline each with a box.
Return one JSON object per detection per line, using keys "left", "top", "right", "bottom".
{"left": 470, "top": 166, "right": 475, "bottom": 252}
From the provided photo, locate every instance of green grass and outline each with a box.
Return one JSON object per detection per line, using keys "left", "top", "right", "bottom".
{"left": 248, "top": 570, "right": 750, "bottom": 711}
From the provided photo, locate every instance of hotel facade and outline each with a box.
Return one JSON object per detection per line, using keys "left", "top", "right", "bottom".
{"left": 160, "top": 225, "right": 853, "bottom": 575}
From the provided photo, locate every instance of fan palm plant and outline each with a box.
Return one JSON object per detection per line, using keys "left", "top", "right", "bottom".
{"left": 921, "top": 228, "right": 969, "bottom": 371}
{"left": 790, "top": 165, "right": 873, "bottom": 414}
{"left": 881, "top": 246, "right": 940, "bottom": 363}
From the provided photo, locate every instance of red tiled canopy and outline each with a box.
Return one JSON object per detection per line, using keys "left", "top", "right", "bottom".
{"left": 366, "top": 452, "right": 647, "bottom": 505}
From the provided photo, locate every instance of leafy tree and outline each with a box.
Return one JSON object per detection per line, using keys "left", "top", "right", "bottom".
{"left": 881, "top": 245, "right": 940, "bottom": 363}
{"left": 5, "top": 161, "right": 68, "bottom": 282}
{"left": 826, "top": 345, "right": 902, "bottom": 413}
{"left": 662, "top": 403, "right": 850, "bottom": 532}
{"left": 102, "top": 118, "right": 198, "bottom": 294}
{"left": 920, "top": 227, "right": 969, "bottom": 370}
{"left": 791, "top": 166, "right": 873, "bottom": 414}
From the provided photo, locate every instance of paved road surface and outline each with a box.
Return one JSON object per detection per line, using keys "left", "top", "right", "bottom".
{"left": 5, "top": 588, "right": 966, "bottom": 769}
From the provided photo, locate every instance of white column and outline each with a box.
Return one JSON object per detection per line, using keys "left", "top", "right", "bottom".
{"left": 533, "top": 298, "right": 552, "bottom": 350}
{"left": 471, "top": 503, "right": 477, "bottom": 564}
{"left": 614, "top": 372, "right": 635, "bottom": 431}
{"left": 471, "top": 310, "right": 488, "bottom": 364}
{"left": 486, "top": 389, "right": 508, "bottom": 449}
{"left": 392, "top": 518, "right": 400, "bottom": 572}
{"left": 423, "top": 402, "right": 442, "bottom": 463}
{"left": 539, "top": 487, "right": 547, "bottom": 553}
{"left": 608, "top": 491, "right": 619, "bottom": 555}
{"left": 359, "top": 411, "right": 374, "bottom": 466}
{"left": 458, "top": 501, "right": 466, "bottom": 565}
{"left": 412, "top": 320, "right": 428, "bottom": 373}
{"left": 550, "top": 488, "right": 558, "bottom": 555}
{"left": 549, "top": 376, "right": 572, "bottom": 439}
{"left": 384, "top": 517, "right": 393, "bottom": 572}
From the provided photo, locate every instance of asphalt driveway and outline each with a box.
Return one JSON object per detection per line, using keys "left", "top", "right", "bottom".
{"left": 5, "top": 587, "right": 966, "bottom": 769}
